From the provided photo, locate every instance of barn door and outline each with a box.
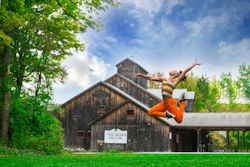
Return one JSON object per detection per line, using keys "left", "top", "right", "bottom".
{"left": 137, "top": 126, "right": 152, "bottom": 151}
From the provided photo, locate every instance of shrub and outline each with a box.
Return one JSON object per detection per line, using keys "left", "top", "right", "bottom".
{"left": 9, "top": 96, "right": 64, "bottom": 154}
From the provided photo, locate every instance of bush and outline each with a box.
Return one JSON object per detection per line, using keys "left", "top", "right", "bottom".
{"left": 9, "top": 96, "right": 64, "bottom": 154}
{"left": 0, "top": 145, "right": 19, "bottom": 155}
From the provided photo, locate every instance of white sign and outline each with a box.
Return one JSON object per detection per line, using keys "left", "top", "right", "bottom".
{"left": 104, "top": 129, "right": 127, "bottom": 144}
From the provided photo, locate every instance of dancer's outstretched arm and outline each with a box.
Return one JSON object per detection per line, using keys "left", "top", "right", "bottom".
{"left": 176, "top": 59, "right": 201, "bottom": 84}
{"left": 132, "top": 73, "right": 164, "bottom": 82}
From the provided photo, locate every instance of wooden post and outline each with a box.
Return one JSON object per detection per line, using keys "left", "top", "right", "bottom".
{"left": 226, "top": 131, "right": 230, "bottom": 152}
{"left": 237, "top": 131, "right": 240, "bottom": 152}
{"left": 243, "top": 130, "right": 246, "bottom": 152}
{"left": 197, "top": 129, "right": 200, "bottom": 152}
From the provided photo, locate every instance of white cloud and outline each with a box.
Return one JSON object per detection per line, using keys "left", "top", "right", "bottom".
{"left": 184, "top": 14, "right": 230, "bottom": 38}
{"left": 123, "top": 0, "right": 164, "bottom": 14}
{"left": 130, "top": 38, "right": 144, "bottom": 46}
{"left": 166, "top": 0, "right": 185, "bottom": 15}
{"left": 79, "top": 29, "right": 120, "bottom": 53}
{"left": 217, "top": 39, "right": 250, "bottom": 62}
{"left": 53, "top": 49, "right": 110, "bottom": 103}
{"left": 123, "top": 0, "right": 185, "bottom": 16}
{"left": 104, "top": 36, "right": 118, "bottom": 44}
{"left": 89, "top": 56, "right": 110, "bottom": 79}
{"left": 62, "top": 51, "right": 110, "bottom": 88}
{"left": 60, "top": 51, "right": 89, "bottom": 88}
{"left": 159, "top": 19, "right": 178, "bottom": 38}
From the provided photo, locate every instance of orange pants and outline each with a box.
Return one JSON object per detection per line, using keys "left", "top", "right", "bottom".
{"left": 148, "top": 98, "right": 186, "bottom": 123}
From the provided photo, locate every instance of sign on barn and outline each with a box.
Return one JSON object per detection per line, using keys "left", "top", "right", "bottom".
{"left": 104, "top": 129, "right": 127, "bottom": 144}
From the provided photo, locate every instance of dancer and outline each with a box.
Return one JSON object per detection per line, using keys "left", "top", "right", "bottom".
{"left": 133, "top": 59, "right": 201, "bottom": 123}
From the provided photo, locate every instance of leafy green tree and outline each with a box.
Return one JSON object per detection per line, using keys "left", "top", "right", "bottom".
{"left": 207, "top": 77, "right": 220, "bottom": 112}
{"left": 194, "top": 75, "right": 210, "bottom": 112}
{"left": 0, "top": 0, "right": 117, "bottom": 152}
{"left": 220, "top": 73, "right": 236, "bottom": 110}
{"left": 236, "top": 64, "right": 250, "bottom": 100}
{"left": 209, "top": 131, "right": 226, "bottom": 151}
{"left": 177, "top": 72, "right": 199, "bottom": 91}
{"left": 148, "top": 71, "right": 164, "bottom": 89}
{"left": 0, "top": 0, "right": 25, "bottom": 140}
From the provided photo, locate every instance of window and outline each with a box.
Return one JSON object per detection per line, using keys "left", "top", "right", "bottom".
{"left": 127, "top": 109, "right": 134, "bottom": 116}
{"left": 94, "top": 89, "right": 110, "bottom": 108}
{"left": 76, "top": 131, "right": 85, "bottom": 139}
{"left": 96, "top": 105, "right": 105, "bottom": 115}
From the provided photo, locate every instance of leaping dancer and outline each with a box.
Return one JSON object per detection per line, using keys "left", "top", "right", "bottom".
{"left": 133, "top": 59, "right": 201, "bottom": 124}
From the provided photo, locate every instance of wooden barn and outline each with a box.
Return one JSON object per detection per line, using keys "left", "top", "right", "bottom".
{"left": 58, "top": 58, "right": 250, "bottom": 152}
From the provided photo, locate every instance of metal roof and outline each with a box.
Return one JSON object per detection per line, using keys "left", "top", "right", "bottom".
{"left": 160, "top": 112, "right": 250, "bottom": 129}
{"left": 148, "top": 89, "right": 195, "bottom": 100}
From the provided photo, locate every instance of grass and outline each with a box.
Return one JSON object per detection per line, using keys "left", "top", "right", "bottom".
{"left": 0, "top": 153, "right": 250, "bottom": 167}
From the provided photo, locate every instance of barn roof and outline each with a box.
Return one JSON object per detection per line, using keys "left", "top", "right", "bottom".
{"left": 116, "top": 58, "right": 149, "bottom": 73}
{"left": 105, "top": 73, "right": 162, "bottom": 101}
{"left": 103, "top": 82, "right": 152, "bottom": 110}
{"left": 61, "top": 81, "right": 102, "bottom": 106}
{"left": 148, "top": 89, "right": 195, "bottom": 100}
{"left": 160, "top": 112, "right": 250, "bottom": 130}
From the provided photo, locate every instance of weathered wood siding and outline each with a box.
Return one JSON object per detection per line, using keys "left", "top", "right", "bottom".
{"left": 91, "top": 102, "right": 170, "bottom": 151}
{"left": 106, "top": 75, "right": 161, "bottom": 107}
{"left": 116, "top": 59, "right": 148, "bottom": 89}
{"left": 58, "top": 83, "right": 128, "bottom": 148}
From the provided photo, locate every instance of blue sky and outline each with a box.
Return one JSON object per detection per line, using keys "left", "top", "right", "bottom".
{"left": 53, "top": 0, "right": 250, "bottom": 103}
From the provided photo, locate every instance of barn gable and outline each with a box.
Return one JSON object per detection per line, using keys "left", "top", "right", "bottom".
{"left": 91, "top": 82, "right": 171, "bottom": 127}
{"left": 58, "top": 82, "right": 128, "bottom": 148}
{"left": 116, "top": 58, "right": 148, "bottom": 89}
{"left": 106, "top": 73, "right": 161, "bottom": 107}
{"left": 116, "top": 58, "right": 148, "bottom": 74}
{"left": 90, "top": 101, "right": 164, "bottom": 126}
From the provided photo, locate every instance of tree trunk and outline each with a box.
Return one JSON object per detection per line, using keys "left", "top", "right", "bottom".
{"left": 0, "top": 47, "right": 11, "bottom": 139}
{"left": 0, "top": 50, "right": 3, "bottom": 139}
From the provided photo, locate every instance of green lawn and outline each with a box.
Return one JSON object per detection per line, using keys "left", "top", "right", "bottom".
{"left": 0, "top": 153, "right": 250, "bottom": 167}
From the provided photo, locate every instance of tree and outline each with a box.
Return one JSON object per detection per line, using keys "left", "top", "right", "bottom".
{"left": 0, "top": 46, "right": 11, "bottom": 139}
{"left": 207, "top": 77, "right": 220, "bottom": 111}
{"left": 148, "top": 71, "right": 164, "bottom": 89}
{"left": 220, "top": 73, "right": 236, "bottom": 108}
{"left": 0, "top": 0, "right": 117, "bottom": 145}
{"left": 176, "top": 72, "right": 198, "bottom": 91}
{"left": 0, "top": 1, "right": 24, "bottom": 139}
{"left": 194, "top": 75, "right": 210, "bottom": 112}
{"left": 237, "top": 64, "right": 250, "bottom": 100}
